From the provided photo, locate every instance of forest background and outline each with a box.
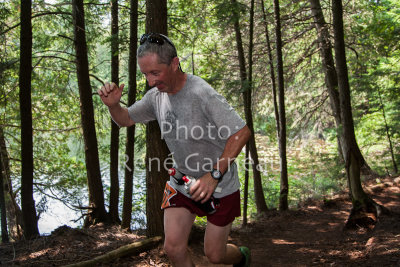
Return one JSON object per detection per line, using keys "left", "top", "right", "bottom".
{"left": 0, "top": 0, "right": 399, "bottom": 241}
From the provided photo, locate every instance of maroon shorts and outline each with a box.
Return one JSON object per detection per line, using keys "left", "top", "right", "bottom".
{"left": 161, "top": 182, "right": 241, "bottom": 227}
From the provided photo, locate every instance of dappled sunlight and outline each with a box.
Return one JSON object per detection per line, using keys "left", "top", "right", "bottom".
{"left": 95, "top": 240, "right": 113, "bottom": 249}
{"left": 327, "top": 249, "right": 342, "bottom": 256}
{"left": 328, "top": 222, "right": 341, "bottom": 227}
{"left": 305, "top": 205, "right": 323, "bottom": 212}
{"left": 271, "top": 239, "right": 297, "bottom": 245}
{"left": 331, "top": 210, "right": 349, "bottom": 217}
{"left": 295, "top": 247, "right": 321, "bottom": 254}
{"left": 19, "top": 248, "right": 52, "bottom": 261}
{"left": 348, "top": 250, "right": 365, "bottom": 260}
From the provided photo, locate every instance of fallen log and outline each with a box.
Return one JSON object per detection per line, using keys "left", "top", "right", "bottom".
{"left": 63, "top": 236, "right": 163, "bottom": 267}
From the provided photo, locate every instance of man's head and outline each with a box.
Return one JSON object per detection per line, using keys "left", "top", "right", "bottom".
{"left": 137, "top": 33, "right": 184, "bottom": 94}
{"left": 138, "top": 33, "right": 178, "bottom": 66}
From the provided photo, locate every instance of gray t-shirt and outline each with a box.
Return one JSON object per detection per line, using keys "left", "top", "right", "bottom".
{"left": 128, "top": 74, "right": 246, "bottom": 198}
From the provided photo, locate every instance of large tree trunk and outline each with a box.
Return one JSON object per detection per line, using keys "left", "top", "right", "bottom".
{"left": 109, "top": 0, "right": 121, "bottom": 224}
{"left": 309, "top": 0, "right": 376, "bottom": 176}
{"left": 144, "top": 0, "right": 170, "bottom": 237}
{"left": 231, "top": 0, "right": 268, "bottom": 213}
{"left": 273, "top": 0, "right": 289, "bottom": 211}
{"left": 121, "top": 0, "right": 138, "bottom": 230}
{"left": 331, "top": 0, "right": 386, "bottom": 228}
{"left": 72, "top": 0, "right": 108, "bottom": 226}
{"left": 19, "top": 0, "right": 39, "bottom": 239}
{"left": 0, "top": 127, "right": 23, "bottom": 240}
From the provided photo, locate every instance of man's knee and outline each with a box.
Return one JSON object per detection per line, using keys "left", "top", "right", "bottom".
{"left": 164, "top": 238, "right": 187, "bottom": 261}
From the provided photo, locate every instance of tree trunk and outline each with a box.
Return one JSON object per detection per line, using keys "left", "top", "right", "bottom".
{"left": 309, "top": 0, "right": 344, "bottom": 162}
{"left": 19, "top": 0, "right": 39, "bottom": 239}
{"left": 121, "top": 0, "right": 138, "bottom": 230}
{"left": 231, "top": 0, "right": 268, "bottom": 213}
{"left": 242, "top": 143, "right": 250, "bottom": 227}
{"left": 145, "top": 0, "right": 170, "bottom": 237}
{"left": 377, "top": 87, "right": 398, "bottom": 174}
{"left": 331, "top": 0, "right": 386, "bottom": 228}
{"left": 242, "top": 0, "right": 255, "bottom": 226}
{"left": 0, "top": 147, "right": 8, "bottom": 242}
{"left": 260, "top": 0, "right": 279, "bottom": 135}
{"left": 309, "top": 0, "right": 376, "bottom": 176}
{"left": 146, "top": 125, "right": 169, "bottom": 237}
{"left": 248, "top": 0, "right": 254, "bottom": 86}
{"left": 72, "top": 0, "right": 108, "bottom": 226}
{"left": 273, "top": 0, "right": 289, "bottom": 211}
{"left": 0, "top": 50, "right": 7, "bottom": 244}
{"left": 109, "top": 0, "right": 121, "bottom": 224}
{"left": 0, "top": 127, "right": 23, "bottom": 240}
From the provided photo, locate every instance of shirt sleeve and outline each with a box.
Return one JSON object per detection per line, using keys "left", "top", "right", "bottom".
{"left": 204, "top": 92, "right": 246, "bottom": 139}
{"left": 127, "top": 89, "right": 156, "bottom": 123}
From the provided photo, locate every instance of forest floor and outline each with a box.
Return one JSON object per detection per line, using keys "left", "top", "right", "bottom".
{"left": 1, "top": 175, "right": 399, "bottom": 267}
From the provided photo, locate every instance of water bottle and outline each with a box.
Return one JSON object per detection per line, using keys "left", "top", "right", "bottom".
{"left": 168, "top": 167, "right": 184, "bottom": 185}
{"left": 182, "top": 176, "right": 219, "bottom": 214}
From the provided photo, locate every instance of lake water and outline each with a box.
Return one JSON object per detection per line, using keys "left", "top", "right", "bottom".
{"left": 37, "top": 169, "right": 147, "bottom": 235}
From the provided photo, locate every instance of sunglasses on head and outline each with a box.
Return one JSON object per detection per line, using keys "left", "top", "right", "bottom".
{"left": 139, "top": 33, "right": 183, "bottom": 72}
{"left": 140, "top": 33, "right": 175, "bottom": 48}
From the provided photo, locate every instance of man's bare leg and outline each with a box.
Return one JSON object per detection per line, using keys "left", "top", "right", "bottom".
{"left": 204, "top": 222, "right": 243, "bottom": 264}
{"left": 164, "top": 207, "right": 196, "bottom": 267}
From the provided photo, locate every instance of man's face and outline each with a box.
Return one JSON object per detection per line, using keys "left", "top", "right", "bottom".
{"left": 138, "top": 53, "right": 177, "bottom": 93}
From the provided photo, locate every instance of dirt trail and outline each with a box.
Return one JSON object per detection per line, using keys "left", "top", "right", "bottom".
{"left": 1, "top": 176, "right": 399, "bottom": 266}
{"left": 191, "top": 176, "right": 400, "bottom": 266}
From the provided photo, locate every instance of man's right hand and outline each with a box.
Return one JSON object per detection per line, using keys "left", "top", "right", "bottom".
{"left": 97, "top": 82, "right": 134, "bottom": 127}
{"left": 98, "top": 82, "right": 125, "bottom": 108}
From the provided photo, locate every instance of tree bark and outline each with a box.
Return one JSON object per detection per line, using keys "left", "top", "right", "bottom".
{"left": 309, "top": 0, "right": 343, "bottom": 160}
{"left": 121, "top": 0, "right": 138, "bottom": 230}
{"left": 231, "top": 0, "right": 268, "bottom": 213}
{"left": 0, "top": 145, "right": 8, "bottom": 242}
{"left": 0, "top": 50, "right": 7, "bottom": 244}
{"left": 331, "top": 0, "right": 386, "bottom": 228}
{"left": 19, "top": 0, "right": 39, "bottom": 239}
{"left": 242, "top": 143, "right": 250, "bottom": 226}
{"left": 72, "top": 0, "right": 108, "bottom": 226}
{"left": 242, "top": 0, "right": 255, "bottom": 226}
{"left": 0, "top": 127, "right": 23, "bottom": 240}
{"left": 273, "top": 0, "right": 289, "bottom": 211}
{"left": 377, "top": 87, "right": 398, "bottom": 174}
{"left": 248, "top": 0, "right": 254, "bottom": 86}
{"left": 144, "top": 0, "right": 170, "bottom": 237}
{"left": 109, "top": 0, "right": 121, "bottom": 224}
{"left": 309, "top": 0, "right": 376, "bottom": 176}
{"left": 260, "top": 0, "right": 280, "bottom": 135}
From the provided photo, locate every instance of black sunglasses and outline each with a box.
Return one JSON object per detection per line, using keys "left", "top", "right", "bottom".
{"left": 140, "top": 33, "right": 175, "bottom": 48}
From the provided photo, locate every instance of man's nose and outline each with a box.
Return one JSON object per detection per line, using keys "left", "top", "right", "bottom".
{"left": 147, "top": 76, "right": 155, "bottom": 87}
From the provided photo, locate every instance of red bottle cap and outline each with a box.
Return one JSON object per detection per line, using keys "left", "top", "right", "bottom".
{"left": 168, "top": 168, "right": 176, "bottom": 176}
{"left": 182, "top": 176, "right": 189, "bottom": 183}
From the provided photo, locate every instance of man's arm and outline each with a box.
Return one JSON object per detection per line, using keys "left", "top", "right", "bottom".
{"left": 98, "top": 82, "right": 135, "bottom": 127}
{"left": 190, "top": 125, "right": 251, "bottom": 202}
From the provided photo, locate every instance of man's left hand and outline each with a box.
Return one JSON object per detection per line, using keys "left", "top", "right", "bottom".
{"left": 189, "top": 173, "right": 218, "bottom": 203}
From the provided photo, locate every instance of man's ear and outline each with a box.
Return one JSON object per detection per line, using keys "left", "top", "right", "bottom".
{"left": 171, "top": 57, "right": 180, "bottom": 71}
